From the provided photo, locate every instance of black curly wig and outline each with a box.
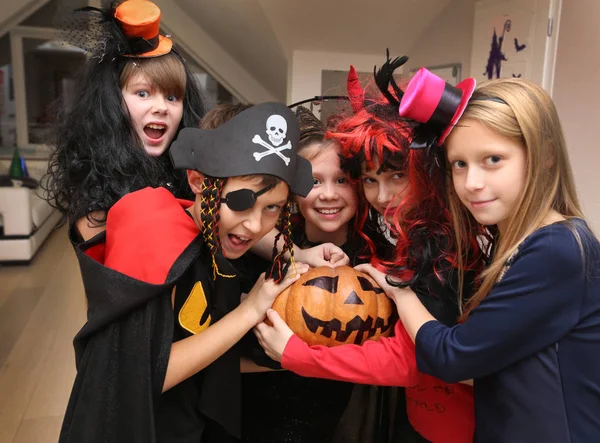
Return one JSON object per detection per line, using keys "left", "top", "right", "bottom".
{"left": 44, "top": 46, "right": 205, "bottom": 225}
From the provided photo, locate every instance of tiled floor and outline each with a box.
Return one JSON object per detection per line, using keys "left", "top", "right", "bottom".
{"left": 0, "top": 225, "right": 85, "bottom": 443}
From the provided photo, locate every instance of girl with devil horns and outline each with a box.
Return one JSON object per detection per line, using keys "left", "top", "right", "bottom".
{"left": 255, "top": 54, "right": 487, "bottom": 443}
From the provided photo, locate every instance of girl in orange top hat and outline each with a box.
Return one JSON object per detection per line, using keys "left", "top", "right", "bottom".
{"left": 45, "top": 0, "right": 206, "bottom": 242}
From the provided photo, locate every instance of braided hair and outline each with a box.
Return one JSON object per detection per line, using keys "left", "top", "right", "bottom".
{"left": 198, "top": 176, "right": 234, "bottom": 279}
{"left": 199, "top": 174, "right": 294, "bottom": 283}
{"left": 269, "top": 201, "right": 295, "bottom": 282}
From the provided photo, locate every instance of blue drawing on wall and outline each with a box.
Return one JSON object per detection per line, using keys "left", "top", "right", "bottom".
{"left": 483, "top": 19, "right": 526, "bottom": 79}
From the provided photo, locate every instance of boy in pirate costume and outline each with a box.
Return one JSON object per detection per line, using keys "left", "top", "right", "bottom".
{"left": 59, "top": 103, "right": 313, "bottom": 443}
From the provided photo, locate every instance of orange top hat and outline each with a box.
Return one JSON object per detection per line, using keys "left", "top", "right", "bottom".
{"left": 114, "top": 0, "right": 172, "bottom": 58}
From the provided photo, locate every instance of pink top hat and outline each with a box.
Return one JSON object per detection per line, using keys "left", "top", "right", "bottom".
{"left": 399, "top": 67, "right": 476, "bottom": 147}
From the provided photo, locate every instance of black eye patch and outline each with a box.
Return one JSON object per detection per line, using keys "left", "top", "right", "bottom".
{"left": 303, "top": 276, "right": 339, "bottom": 293}
{"left": 221, "top": 183, "right": 275, "bottom": 212}
{"left": 357, "top": 276, "right": 384, "bottom": 294}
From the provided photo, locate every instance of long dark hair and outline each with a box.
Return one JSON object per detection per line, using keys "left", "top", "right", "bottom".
{"left": 44, "top": 49, "right": 205, "bottom": 224}
{"left": 330, "top": 94, "right": 482, "bottom": 290}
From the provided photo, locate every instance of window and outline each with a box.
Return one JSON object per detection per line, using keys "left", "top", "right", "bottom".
{"left": 0, "top": 26, "right": 86, "bottom": 159}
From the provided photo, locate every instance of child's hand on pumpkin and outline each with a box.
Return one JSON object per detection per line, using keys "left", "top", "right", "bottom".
{"left": 254, "top": 309, "right": 294, "bottom": 362}
{"left": 354, "top": 264, "right": 417, "bottom": 309}
{"left": 354, "top": 264, "right": 403, "bottom": 299}
{"left": 243, "top": 263, "right": 310, "bottom": 322}
{"left": 295, "top": 243, "right": 350, "bottom": 268}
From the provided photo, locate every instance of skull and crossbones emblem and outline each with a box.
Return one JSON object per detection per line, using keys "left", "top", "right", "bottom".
{"left": 252, "top": 114, "right": 292, "bottom": 166}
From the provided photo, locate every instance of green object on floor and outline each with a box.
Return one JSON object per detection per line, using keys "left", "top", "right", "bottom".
{"left": 8, "top": 146, "right": 25, "bottom": 178}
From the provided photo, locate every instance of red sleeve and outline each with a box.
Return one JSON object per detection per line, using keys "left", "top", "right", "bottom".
{"left": 104, "top": 187, "right": 198, "bottom": 284}
{"left": 281, "top": 320, "right": 419, "bottom": 386}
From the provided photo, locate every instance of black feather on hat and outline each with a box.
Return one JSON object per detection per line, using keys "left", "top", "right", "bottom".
{"left": 294, "top": 106, "right": 325, "bottom": 143}
{"left": 59, "top": 0, "right": 172, "bottom": 61}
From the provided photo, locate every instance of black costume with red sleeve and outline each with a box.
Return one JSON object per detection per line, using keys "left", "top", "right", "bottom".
{"left": 60, "top": 187, "right": 242, "bottom": 443}
{"left": 60, "top": 102, "right": 314, "bottom": 443}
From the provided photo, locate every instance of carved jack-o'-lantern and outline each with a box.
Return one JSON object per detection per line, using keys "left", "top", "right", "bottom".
{"left": 272, "top": 266, "right": 397, "bottom": 347}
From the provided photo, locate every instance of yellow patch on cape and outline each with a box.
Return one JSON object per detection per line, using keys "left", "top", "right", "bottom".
{"left": 179, "top": 281, "right": 211, "bottom": 334}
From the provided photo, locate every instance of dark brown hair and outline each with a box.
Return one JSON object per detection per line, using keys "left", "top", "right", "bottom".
{"left": 199, "top": 103, "right": 253, "bottom": 130}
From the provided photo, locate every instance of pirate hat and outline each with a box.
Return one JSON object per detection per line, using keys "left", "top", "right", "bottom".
{"left": 399, "top": 67, "right": 476, "bottom": 146}
{"left": 170, "top": 102, "right": 313, "bottom": 197}
{"left": 114, "top": 0, "right": 172, "bottom": 58}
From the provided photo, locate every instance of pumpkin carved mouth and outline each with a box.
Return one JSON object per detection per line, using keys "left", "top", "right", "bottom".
{"left": 272, "top": 266, "right": 397, "bottom": 347}
{"left": 301, "top": 307, "right": 394, "bottom": 344}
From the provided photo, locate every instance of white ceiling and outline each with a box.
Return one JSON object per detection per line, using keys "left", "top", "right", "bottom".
{"left": 175, "top": 0, "right": 453, "bottom": 100}
{"left": 259, "top": 0, "right": 453, "bottom": 54}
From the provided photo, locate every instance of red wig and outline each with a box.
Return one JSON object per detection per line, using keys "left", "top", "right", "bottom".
{"left": 329, "top": 93, "right": 484, "bottom": 289}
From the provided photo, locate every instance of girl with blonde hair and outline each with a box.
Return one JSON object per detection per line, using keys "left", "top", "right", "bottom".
{"left": 359, "top": 77, "right": 600, "bottom": 442}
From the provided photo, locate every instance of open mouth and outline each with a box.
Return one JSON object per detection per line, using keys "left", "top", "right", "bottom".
{"left": 315, "top": 208, "right": 342, "bottom": 215}
{"left": 228, "top": 234, "right": 252, "bottom": 247}
{"left": 143, "top": 123, "right": 167, "bottom": 140}
{"left": 301, "top": 307, "right": 396, "bottom": 344}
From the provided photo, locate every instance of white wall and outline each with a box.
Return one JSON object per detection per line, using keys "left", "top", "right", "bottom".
{"left": 552, "top": 0, "right": 600, "bottom": 232}
{"left": 287, "top": 0, "right": 474, "bottom": 112}
{"left": 175, "top": 0, "right": 288, "bottom": 101}
{"left": 288, "top": 50, "right": 384, "bottom": 105}
{"left": 404, "top": 0, "right": 475, "bottom": 78}
{"left": 155, "top": 0, "right": 278, "bottom": 104}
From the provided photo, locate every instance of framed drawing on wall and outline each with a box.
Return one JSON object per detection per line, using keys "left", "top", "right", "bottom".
{"left": 469, "top": 0, "right": 561, "bottom": 92}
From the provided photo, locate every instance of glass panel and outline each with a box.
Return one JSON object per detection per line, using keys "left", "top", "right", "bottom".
{"left": 22, "top": 37, "right": 86, "bottom": 151}
{"left": 0, "top": 33, "right": 16, "bottom": 158}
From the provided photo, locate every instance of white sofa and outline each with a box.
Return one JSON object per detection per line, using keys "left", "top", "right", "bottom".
{"left": 0, "top": 186, "right": 62, "bottom": 262}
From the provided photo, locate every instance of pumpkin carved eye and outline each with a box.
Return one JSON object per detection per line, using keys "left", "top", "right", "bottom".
{"left": 303, "top": 276, "right": 338, "bottom": 292}
{"left": 357, "top": 276, "right": 385, "bottom": 294}
{"left": 272, "top": 266, "right": 397, "bottom": 347}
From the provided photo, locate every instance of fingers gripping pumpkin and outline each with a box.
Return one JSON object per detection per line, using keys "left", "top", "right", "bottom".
{"left": 272, "top": 266, "right": 397, "bottom": 347}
